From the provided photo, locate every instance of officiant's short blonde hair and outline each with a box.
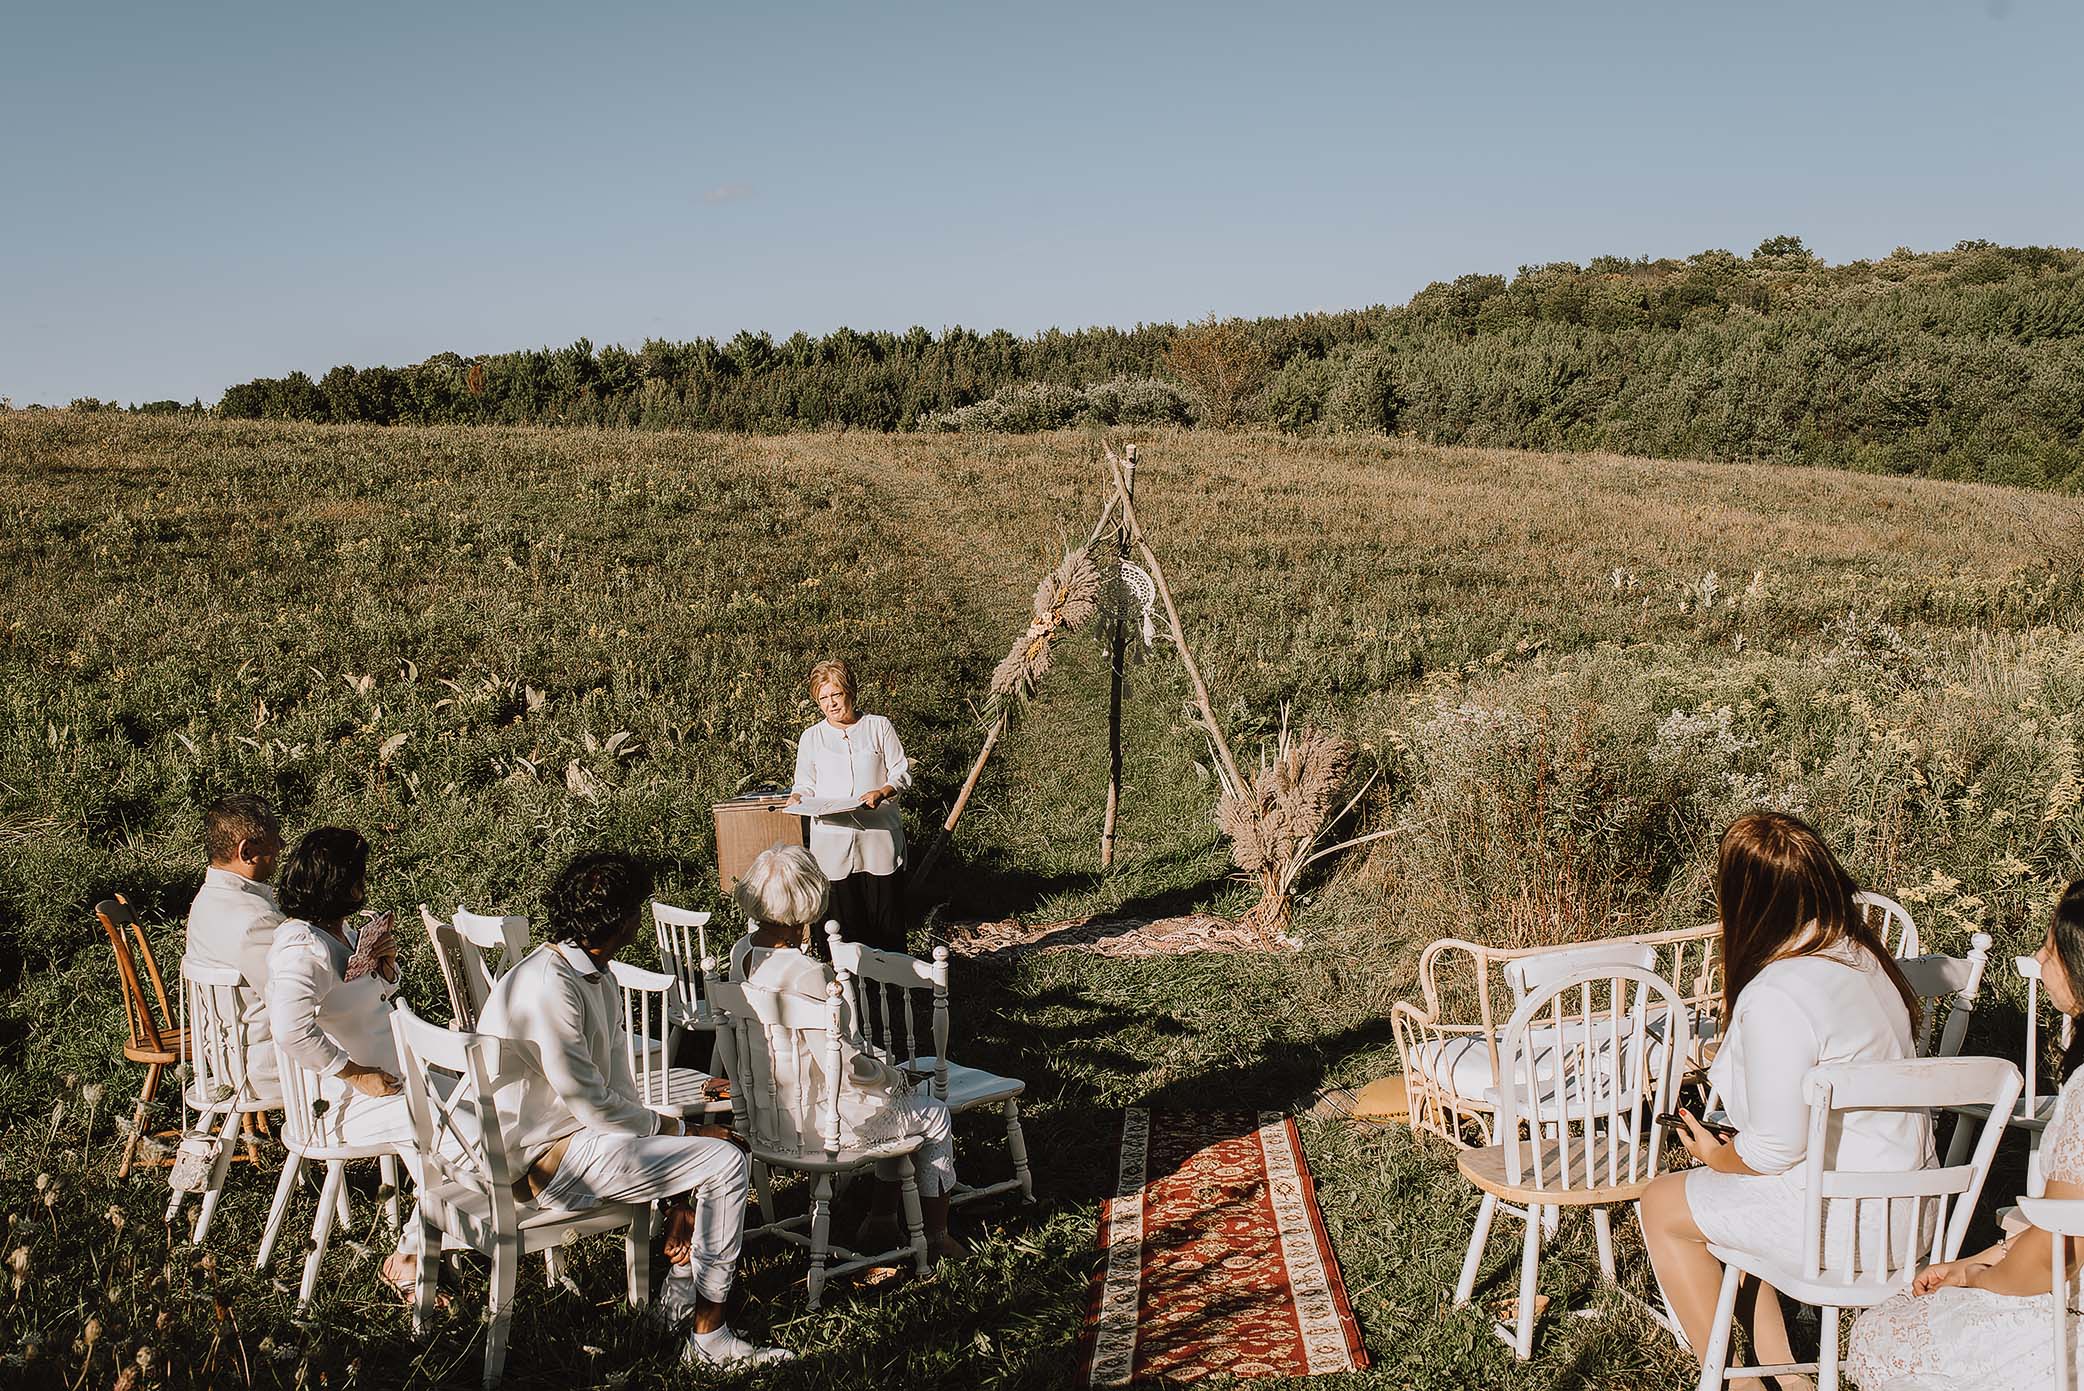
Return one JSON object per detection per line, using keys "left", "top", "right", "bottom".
{"left": 734, "top": 844, "right": 830, "bottom": 931}
{"left": 807, "top": 657, "right": 856, "bottom": 701}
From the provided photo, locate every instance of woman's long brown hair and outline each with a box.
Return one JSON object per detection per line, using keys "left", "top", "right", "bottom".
{"left": 1717, "top": 810, "right": 1920, "bottom": 1031}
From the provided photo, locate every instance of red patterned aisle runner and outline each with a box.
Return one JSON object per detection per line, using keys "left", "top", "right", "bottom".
{"left": 1081, "top": 1110, "right": 1369, "bottom": 1385}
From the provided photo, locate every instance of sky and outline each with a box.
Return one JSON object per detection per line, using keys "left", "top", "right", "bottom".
{"left": 3, "top": 0, "right": 2080, "bottom": 406}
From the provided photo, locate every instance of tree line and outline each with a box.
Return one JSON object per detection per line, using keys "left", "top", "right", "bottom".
{"left": 68, "top": 236, "right": 2084, "bottom": 487}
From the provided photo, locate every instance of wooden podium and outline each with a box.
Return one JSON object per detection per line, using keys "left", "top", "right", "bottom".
{"left": 712, "top": 795, "right": 808, "bottom": 892}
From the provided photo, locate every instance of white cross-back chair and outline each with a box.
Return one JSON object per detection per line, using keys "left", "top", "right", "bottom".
{"left": 1693, "top": 1055, "right": 2023, "bottom": 1391}
{"left": 651, "top": 899, "right": 720, "bottom": 1030}
{"left": 707, "top": 973, "right": 928, "bottom": 1310}
{"left": 825, "top": 923, "right": 1033, "bottom": 1206}
{"left": 2009, "top": 1195, "right": 2084, "bottom": 1391}
{"left": 420, "top": 905, "right": 529, "bottom": 1031}
{"left": 254, "top": 1049, "right": 403, "bottom": 1309}
{"left": 1942, "top": 954, "right": 2075, "bottom": 1168}
{"left": 1897, "top": 932, "right": 1994, "bottom": 1059}
{"left": 388, "top": 1003, "right": 654, "bottom": 1389}
{"left": 1452, "top": 963, "right": 1689, "bottom": 1358}
{"left": 606, "top": 959, "right": 727, "bottom": 1122}
{"left": 167, "top": 959, "right": 281, "bottom": 1244}
{"left": 1856, "top": 891, "right": 1920, "bottom": 960}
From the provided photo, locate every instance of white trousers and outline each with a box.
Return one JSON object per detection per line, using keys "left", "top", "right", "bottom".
{"left": 537, "top": 1129, "right": 751, "bottom": 1304}
{"left": 872, "top": 1092, "right": 957, "bottom": 1198}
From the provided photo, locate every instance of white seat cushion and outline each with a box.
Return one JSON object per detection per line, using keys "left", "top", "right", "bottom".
{"left": 1410, "top": 1015, "right": 1671, "bottom": 1108}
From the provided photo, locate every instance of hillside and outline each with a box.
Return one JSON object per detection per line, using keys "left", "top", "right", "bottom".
{"left": 180, "top": 236, "right": 2084, "bottom": 488}
{"left": 1, "top": 415, "right": 2081, "bottom": 1387}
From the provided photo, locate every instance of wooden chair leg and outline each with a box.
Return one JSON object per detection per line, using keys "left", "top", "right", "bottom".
{"left": 484, "top": 1237, "right": 519, "bottom": 1388}
{"left": 257, "top": 1154, "right": 303, "bottom": 1269}
{"left": 191, "top": 1109, "right": 244, "bottom": 1244}
{"left": 806, "top": 1175, "right": 834, "bottom": 1312}
{"left": 1005, "top": 1097, "right": 1033, "bottom": 1202}
{"left": 1511, "top": 1208, "right": 1542, "bottom": 1360}
{"left": 1592, "top": 1207, "right": 1617, "bottom": 1282}
{"left": 299, "top": 1163, "right": 346, "bottom": 1310}
{"left": 120, "top": 1063, "right": 162, "bottom": 1179}
{"left": 898, "top": 1158, "right": 927, "bottom": 1276}
{"left": 411, "top": 1212, "right": 441, "bottom": 1336}
{"left": 1818, "top": 1304, "right": 1841, "bottom": 1391}
{"left": 1694, "top": 1263, "right": 1742, "bottom": 1391}
{"left": 379, "top": 1154, "right": 402, "bottom": 1235}
{"left": 625, "top": 1214, "right": 653, "bottom": 1307}
{"left": 1454, "top": 1192, "right": 1498, "bottom": 1307}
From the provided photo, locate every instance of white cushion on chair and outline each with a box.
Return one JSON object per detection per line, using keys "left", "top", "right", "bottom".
{"left": 1502, "top": 942, "right": 1659, "bottom": 1000}
{"left": 1411, "top": 1017, "right": 1670, "bottom": 1109}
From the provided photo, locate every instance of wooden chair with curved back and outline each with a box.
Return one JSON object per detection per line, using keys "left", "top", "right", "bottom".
{"left": 98, "top": 895, "right": 185, "bottom": 1177}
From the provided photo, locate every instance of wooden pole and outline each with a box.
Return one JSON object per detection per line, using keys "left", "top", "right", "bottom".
{"left": 1099, "top": 444, "right": 1136, "bottom": 870}
{"left": 912, "top": 710, "right": 1005, "bottom": 885}
{"left": 1104, "top": 445, "right": 1246, "bottom": 798}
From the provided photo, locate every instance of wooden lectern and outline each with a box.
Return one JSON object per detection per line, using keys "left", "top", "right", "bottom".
{"left": 712, "top": 794, "right": 808, "bottom": 892}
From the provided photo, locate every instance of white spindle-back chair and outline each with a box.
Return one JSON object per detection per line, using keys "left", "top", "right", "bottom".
{"left": 1694, "top": 1055, "right": 2023, "bottom": 1391}
{"left": 606, "top": 959, "right": 726, "bottom": 1121}
{"left": 651, "top": 899, "right": 720, "bottom": 1030}
{"left": 825, "top": 924, "right": 1033, "bottom": 1205}
{"left": 167, "top": 958, "right": 281, "bottom": 1244}
{"left": 1897, "top": 932, "right": 1994, "bottom": 1059}
{"left": 1941, "top": 954, "right": 2076, "bottom": 1168}
{"left": 254, "top": 1048, "right": 403, "bottom": 1309}
{"left": 388, "top": 1003, "right": 654, "bottom": 1388}
{"left": 1452, "top": 964, "right": 1690, "bottom": 1359}
{"left": 2009, "top": 1195, "right": 2084, "bottom": 1391}
{"left": 420, "top": 905, "right": 529, "bottom": 1031}
{"left": 707, "top": 973, "right": 928, "bottom": 1309}
{"left": 1855, "top": 890, "right": 1921, "bottom": 960}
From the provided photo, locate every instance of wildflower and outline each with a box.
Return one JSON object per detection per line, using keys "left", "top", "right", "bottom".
{"left": 106, "top": 1206, "right": 125, "bottom": 1232}
{"left": 9, "top": 1245, "right": 31, "bottom": 1294}
{"left": 82, "top": 1317, "right": 102, "bottom": 1349}
{"left": 79, "top": 1084, "right": 104, "bottom": 1108}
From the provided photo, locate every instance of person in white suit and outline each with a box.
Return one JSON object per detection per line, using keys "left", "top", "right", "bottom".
{"left": 184, "top": 793, "right": 285, "bottom": 1102}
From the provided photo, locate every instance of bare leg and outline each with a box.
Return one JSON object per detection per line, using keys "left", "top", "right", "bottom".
{"left": 1736, "top": 1278, "right": 1815, "bottom": 1391}
{"left": 1641, "top": 1171, "right": 1773, "bottom": 1391}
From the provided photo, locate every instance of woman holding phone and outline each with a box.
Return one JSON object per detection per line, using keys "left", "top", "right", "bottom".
{"left": 265, "top": 825, "right": 422, "bottom": 1293}
{"left": 785, "top": 657, "right": 912, "bottom": 960}
{"left": 1639, "top": 811, "right": 1927, "bottom": 1391}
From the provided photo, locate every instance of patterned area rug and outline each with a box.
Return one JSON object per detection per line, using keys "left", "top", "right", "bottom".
{"left": 1081, "top": 1110, "right": 1369, "bottom": 1385}
{"left": 945, "top": 914, "right": 1287, "bottom": 961}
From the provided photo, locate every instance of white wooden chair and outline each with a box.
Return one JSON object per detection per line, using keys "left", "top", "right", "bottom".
{"left": 167, "top": 958, "right": 282, "bottom": 1244}
{"left": 1396, "top": 923, "right": 1720, "bottom": 1147}
{"left": 2009, "top": 1195, "right": 2084, "bottom": 1391}
{"left": 388, "top": 1003, "right": 654, "bottom": 1389}
{"left": 606, "top": 959, "right": 727, "bottom": 1122}
{"left": 1898, "top": 931, "right": 1994, "bottom": 1059}
{"left": 1693, "top": 1055, "right": 2022, "bottom": 1391}
{"left": 651, "top": 899, "right": 720, "bottom": 1030}
{"left": 1856, "top": 890, "right": 1920, "bottom": 960}
{"left": 420, "top": 905, "right": 529, "bottom": 1031}
{"left": 1942, "top": 953, "right": 2075, "bottom": 1168}
{"left": 254, "top": 1048, "right": 403, "bottom": 1309}
{"left": 707, "top": 973, "right": 929, "bottom": 1310}
{"left": 825, "top": 923, "right": 1033, "bottom": 1205}
{"left": 1452, "top": 964, "right": 1690, "bottom": 1358}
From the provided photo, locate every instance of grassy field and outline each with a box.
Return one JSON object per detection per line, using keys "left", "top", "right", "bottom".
{"left": 2, "top": 414, "right": 2082, "bottom": 1388}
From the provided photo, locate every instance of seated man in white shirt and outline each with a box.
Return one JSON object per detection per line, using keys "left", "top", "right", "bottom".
{"left": 475, "top": 851, "right": 791, "bottom": 1370}
{"left": 185, "top": 793, "right": 286, "bottom": 1104}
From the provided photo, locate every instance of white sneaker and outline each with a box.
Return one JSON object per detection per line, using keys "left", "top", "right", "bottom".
{"left": 682, "top": 1325, "right": 795, "bottom": 1369}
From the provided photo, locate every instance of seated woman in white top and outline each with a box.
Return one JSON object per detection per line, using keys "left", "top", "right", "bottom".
{"left": 1640, "top": 810, "right": 1927, "bottom": 1391}
{"left": 727, "top": 844, "right": 964, "bottom": 1262}
{"left": 265, "top": 826, "right": 419, "bottom": 1293}
{"left": 1845, "top": 879, "right": 2084, "bottom": 1390}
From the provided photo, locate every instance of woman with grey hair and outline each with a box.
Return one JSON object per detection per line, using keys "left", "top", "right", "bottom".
{"left": 727, "top": 845, "right": 963, "bottom": 1261}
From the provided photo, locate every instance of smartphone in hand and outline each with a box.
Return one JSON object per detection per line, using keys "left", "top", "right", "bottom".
{"left": 1657, "top": 1110, "right": 1737, "bottom": 1140}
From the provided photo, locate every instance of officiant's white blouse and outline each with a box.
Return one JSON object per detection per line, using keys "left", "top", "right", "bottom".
{"left": 791, "top": 714, "right": 911, "bottom": 879}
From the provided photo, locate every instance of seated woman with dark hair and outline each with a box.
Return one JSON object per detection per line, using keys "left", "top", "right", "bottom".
{"left": 265, "top": 825, "right": 420, "bottom": 1292}
{"left": 1845, "top": 880, "right": 2084, "bottom": 1389}
{"left": 728, "top": 844, "right": 963, "bottom": 1262}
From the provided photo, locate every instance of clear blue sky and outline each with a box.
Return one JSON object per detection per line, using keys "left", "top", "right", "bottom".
{"left": 4, "top": 0, "right": 2079, "bottom": 406}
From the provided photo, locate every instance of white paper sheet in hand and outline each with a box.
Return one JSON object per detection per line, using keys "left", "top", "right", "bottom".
{"left": 785, "top": 796, "right": 866, "bottom": 816}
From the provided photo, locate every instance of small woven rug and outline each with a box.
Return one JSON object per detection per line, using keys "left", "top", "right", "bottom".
{"left": 946, "top": 914, "right": 1284, "bottom": 961}
{"left": 1080, "top": 1110, "right": 1369, "bottom": 1385}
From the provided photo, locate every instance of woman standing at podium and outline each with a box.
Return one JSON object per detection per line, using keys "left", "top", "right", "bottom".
{"left": 786, "top": 658, "right": 912, "bottom": 960}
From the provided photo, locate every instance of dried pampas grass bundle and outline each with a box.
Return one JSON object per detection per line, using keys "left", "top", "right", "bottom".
{"left": 989, "top": 545, "right": 1112, "bottom": 704}
{"left": 1218, "top": 714, "right": 1398, "bottom": 943}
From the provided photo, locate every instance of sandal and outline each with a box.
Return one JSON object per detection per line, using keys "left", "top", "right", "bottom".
{"left": 380, "top": 1253, "right": 453, "bottom": 1312}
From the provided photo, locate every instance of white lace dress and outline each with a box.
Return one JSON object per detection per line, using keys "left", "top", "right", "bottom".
{"left": 1845, "top": 1069, "right": 2084, "bottom": 1389}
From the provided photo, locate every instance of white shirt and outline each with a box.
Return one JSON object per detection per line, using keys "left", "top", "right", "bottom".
{"left": 186, "top": 867, "right": 285, "bottom": 1096}
{"left": 791, "top": 713, "right": 912, "bottom": 879}
{"left": 266, "top": 918, "right": 400, "bottom": 1081}
{"left": 1708, "top": 940, "right": 1927, "bottom": 1176}
{"left": 476, "top": 943, "right": 660, "bottom": 1169}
